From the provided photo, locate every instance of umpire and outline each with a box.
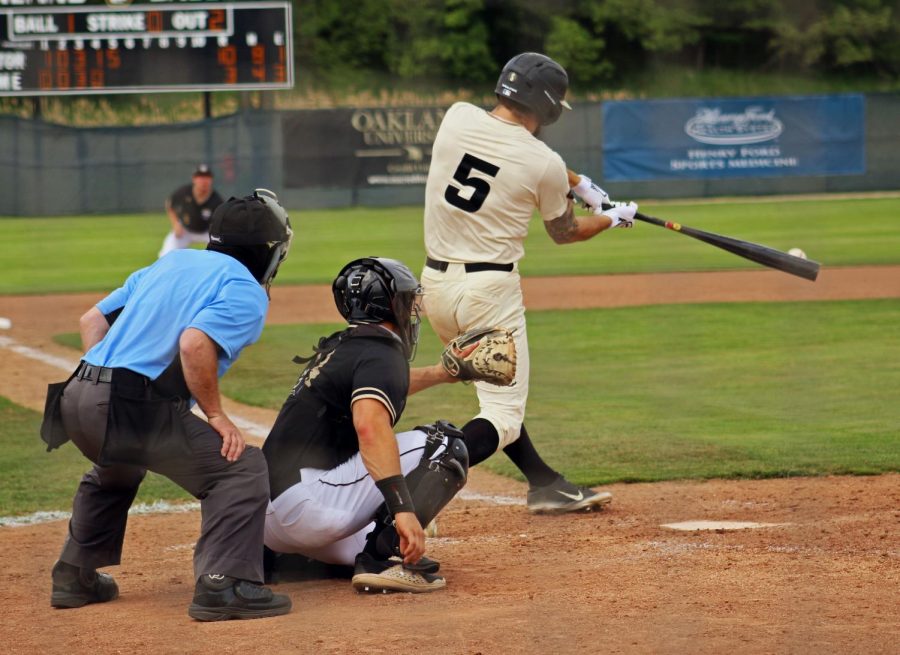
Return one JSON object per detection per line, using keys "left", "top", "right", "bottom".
{"left": 41, "top": 189, "right": 294, "bottom": 621}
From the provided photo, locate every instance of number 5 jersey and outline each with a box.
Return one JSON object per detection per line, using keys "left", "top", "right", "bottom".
{"left": 423, "top": 101, "right": 569, "bottom": 265}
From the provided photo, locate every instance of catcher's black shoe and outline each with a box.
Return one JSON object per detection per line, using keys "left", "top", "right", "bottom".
{"left": 263, "top": 545, "right": 280, "bottom": 585}
{"left": 351, "top": 552, "right": 446, "bottom": 594}
{"left": 188, "top": 574, "right": 292, "bottom": 621}
{"left": 527, "top": 476, "right": 613, "bottom": 514}
{"left": 50, "top": 560, "right": 119, "bottom": 609}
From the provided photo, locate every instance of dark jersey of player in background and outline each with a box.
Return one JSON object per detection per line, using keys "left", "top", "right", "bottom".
{"left": 263, "top": 325, "right": 410, "bottom": 500}
{"left": 169, "top": 184, "right": 224, "bottom": 233}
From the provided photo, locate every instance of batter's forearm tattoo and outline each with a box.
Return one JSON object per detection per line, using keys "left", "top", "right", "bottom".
{"left": 545, "top": 204, "right": 579, "bottom": 244}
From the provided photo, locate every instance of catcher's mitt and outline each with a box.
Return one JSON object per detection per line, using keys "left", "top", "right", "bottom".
{"left": 441, "top": 327, "right": 516, "bottom": 386}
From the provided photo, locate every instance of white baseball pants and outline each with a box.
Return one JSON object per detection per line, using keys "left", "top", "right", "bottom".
{"left": 158, "top": 230, "right": 209, "bottom": 258}
{"left": 421, "top": 263, "right": 529, "bottom": 449}
{"left": 264, "top": 429, "right": 433, "bottom": 567}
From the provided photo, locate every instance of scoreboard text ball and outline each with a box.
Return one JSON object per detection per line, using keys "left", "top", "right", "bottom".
{"left": 0, "top": 2, "right": 293, "bottom": 95}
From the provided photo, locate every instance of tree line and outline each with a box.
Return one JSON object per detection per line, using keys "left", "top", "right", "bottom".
{"left": 293, "top": 0, "right": 900, "bottom": 88}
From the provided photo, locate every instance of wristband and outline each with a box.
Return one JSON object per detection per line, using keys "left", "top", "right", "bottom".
{"left": 375, "top": 475, "right": 415, "bottom": 517}
{"left": 573, "top": 175, "right": 592, "bottom": 197}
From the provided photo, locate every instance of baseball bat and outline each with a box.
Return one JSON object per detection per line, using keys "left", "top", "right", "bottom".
{"left": 567, "top": 170, "right": 820, "bottom": 281}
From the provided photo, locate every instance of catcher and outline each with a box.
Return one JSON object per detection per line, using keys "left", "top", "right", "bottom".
{"left": 262, "top": 257, "right": 515, "bottom": 593}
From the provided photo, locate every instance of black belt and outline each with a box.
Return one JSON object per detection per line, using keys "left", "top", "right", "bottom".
{"left": 425, "top": 256, "right": 514, "bottom": 273}
{"left": 76, "top": 362, "right": 113, "bottom": 383}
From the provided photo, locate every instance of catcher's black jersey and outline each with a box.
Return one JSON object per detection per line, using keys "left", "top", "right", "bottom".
{"left": 168, "top": 184, "right": 224, "bottom": 234}
{"left": 263, "top": 325, "right": 410, "bottom": 499}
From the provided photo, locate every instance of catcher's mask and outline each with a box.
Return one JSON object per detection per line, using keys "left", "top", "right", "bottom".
{"left": 207, "top": 188, "right": 293, "bottom": 294}
{"left": 494, "top": 52, "right": 571, "bottom": 126}
{"left": 332, "top": 257, "right": 423, "bottom": 360}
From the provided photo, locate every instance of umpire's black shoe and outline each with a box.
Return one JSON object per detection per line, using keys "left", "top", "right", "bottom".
{"left": 188, "top": 574, "right": 292, "bottom": 621}
{"left": 50, "top": 560, "right": 119, "bottom": 609}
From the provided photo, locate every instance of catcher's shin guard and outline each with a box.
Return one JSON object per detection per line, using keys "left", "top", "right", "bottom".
{"left": 406, "top": 421, "right": 469, "bottom": 524}
{"left": 374, "top": 421, "right": 468, "bottom": 556}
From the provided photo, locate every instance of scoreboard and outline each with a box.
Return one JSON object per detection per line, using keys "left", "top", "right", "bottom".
{"left": 0, "top": 1, "right": 293, "bottom": 96}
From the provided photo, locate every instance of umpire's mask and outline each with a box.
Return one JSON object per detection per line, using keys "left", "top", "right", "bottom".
{"left": 208, "top": 189, "right": 293, "bottom": 294}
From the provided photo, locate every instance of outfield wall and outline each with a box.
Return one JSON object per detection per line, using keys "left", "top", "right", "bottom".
{"left": 0, "top": 93, "right": 897, "bottom": 216}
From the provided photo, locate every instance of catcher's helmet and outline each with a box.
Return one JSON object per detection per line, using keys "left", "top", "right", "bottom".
{"left": 208, "top": 189, "right": 293, "bottom": 288}
{"left": 332, "top": 257, "right": 423, "bottom": 360}
{"left": 494, "top": 52, "right": 572, "bottom": 126}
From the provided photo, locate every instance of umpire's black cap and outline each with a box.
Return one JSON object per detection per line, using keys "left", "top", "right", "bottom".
{"left": 209, "top": 190, "right": 291, "bottom": 247}
{"left": 193, "top": 163, "right": 213, "bottom": 177}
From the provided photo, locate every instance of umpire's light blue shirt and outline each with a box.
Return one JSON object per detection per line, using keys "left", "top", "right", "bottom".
{"left": 85, "top": 249, "right": 268, "bottom": 380}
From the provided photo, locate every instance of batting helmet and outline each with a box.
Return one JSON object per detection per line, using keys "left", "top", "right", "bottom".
{"left": 332, "top": 257, "right": 423, "bottom": 360}
{"left": 494, "top": 52, "right": 572, "bottom": 126}
{"left": 208, "top": 188, "right": 293, "bottom": 289}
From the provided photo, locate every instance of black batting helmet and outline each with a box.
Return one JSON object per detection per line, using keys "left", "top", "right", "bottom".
{"left": 495, "top": 52, "right": 572, "bottom": 126}
{"left": 332, "top": 257, "right": 422, "bottom": 360}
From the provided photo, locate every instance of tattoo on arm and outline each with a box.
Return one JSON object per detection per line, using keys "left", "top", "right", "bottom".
{"left": 544, "top": 204, "right": 580, "bottom": 244}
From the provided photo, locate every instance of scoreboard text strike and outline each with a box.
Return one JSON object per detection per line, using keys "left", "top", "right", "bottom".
{"left": 0, "top": 2, "right": 293, "bottom": 95}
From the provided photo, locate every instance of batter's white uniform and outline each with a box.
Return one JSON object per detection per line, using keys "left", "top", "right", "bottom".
{"left": 264, "top": 429, "right": 440, "bottom": 566}
{"left": 422, "top": 102, "right": 569, "bottom": 448}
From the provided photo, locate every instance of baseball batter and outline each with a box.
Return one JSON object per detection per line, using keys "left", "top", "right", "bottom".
{"left": 158, "top": 164, "right": 224, "bottom": 258}
{"left": 422, "top": 52, "right": 638, "bottom": 513}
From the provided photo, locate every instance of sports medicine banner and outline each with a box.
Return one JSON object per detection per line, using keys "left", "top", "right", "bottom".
{"left": 602, "top": 94, "right": 865, "bottom": 181}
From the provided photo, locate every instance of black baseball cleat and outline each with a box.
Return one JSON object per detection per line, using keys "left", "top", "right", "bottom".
{"left": 351, "top": 552, "right": 446, "bottom": 594}
{"left": 50, "top": 560, "right": 119, "bottom": 609}
{"left": 526, "top": 476, "right": 613, "bottom": 514}
{"left": 188, "top": 574, "right": 292, "bottom": 621}
{"left": 263, "top": 545, "right": 280, "bottom": 585}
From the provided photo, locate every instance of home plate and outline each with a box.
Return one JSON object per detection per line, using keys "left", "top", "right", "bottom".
{"left": 661, "top": 520, "right": 788, "bottom": 531}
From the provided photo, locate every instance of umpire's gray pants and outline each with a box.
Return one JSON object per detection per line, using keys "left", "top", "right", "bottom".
{"left": 58, "top": 376, "right": 269, "bottom": 583}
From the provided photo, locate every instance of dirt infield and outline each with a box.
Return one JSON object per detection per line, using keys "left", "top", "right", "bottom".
{"left": 1, "top": 267, "right": 898, "bottom": 654}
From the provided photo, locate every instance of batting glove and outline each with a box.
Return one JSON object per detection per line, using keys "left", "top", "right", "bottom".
{"left": 597, "top": 201, "right": 638, "bottom": 229}
{"left": 572, "top": 174, "right": 610, "bottom": 211}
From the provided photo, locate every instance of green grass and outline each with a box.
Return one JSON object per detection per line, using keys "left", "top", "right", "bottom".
{"left": 220, "top": 299, "right": 900, "bottom": 485}
{"left": 8, "top": 194, "right": 900, "bottom": 514}
{"left": 625, "top": 63, "right": 900, "bottom": 98}
{"left": 29, "top": 298, "right": 900, "bottom": 514}
{"left": 0, "top": 396, "right": 190, "bottom": 517}
{"left": 3, "top": 196, "right": 899, "bottom": 294}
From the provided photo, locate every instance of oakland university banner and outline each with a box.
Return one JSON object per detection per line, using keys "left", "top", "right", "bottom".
{"left": 282, "top": 106, "right": 446, "bottom": 188}
{"left": 602, "top": 94, "right": 865, "bottom": 181}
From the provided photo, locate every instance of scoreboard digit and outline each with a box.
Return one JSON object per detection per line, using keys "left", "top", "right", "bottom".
{"left": 0, "top": 1, "right": 293, "bottom": 95}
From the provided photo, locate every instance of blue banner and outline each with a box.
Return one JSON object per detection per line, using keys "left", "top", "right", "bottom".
{"left": 602, "top": 94, "right": 865, "bottom": 181}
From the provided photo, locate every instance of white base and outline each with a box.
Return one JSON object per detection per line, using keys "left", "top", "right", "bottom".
{"left": 661, "top": 520, "right": 789, "bottom": 531}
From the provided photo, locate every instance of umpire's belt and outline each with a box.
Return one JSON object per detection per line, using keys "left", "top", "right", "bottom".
{"left": 425, "top": 256, "right": 514, "bottom": 273}
{"left": 76, "top": 362, "right": 113, "bottom": 383}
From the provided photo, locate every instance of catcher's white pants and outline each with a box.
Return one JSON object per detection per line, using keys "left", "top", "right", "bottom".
{"left": 158, "top": 230, "right": 209, "bottom": 258}
{"left": 264, "top": 429, "right": 430, "bottom": 567}
{"left": 421, "top": 263, "right": 528, "bottom": 449}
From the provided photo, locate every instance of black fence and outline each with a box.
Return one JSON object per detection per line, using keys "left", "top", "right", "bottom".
{"left": 1, "top": 93, "right": 897, "bottom": 216}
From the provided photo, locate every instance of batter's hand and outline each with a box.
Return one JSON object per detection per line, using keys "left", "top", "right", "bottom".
{"left": 174, "top": 224, "right": 185, "bottom": 238}
{"left": 207, "top": 414, "right": 246, "bottom": 462}
{"left": 394, "top": 511, "right": 426, "bottom": 565}
{"left": 598, "top": 201, "right": 638, "bottom": 228}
